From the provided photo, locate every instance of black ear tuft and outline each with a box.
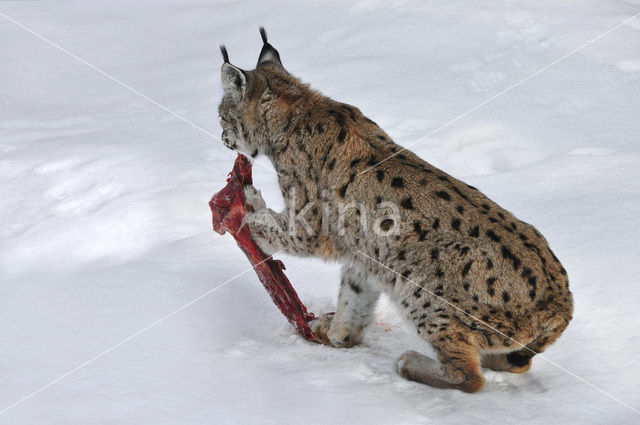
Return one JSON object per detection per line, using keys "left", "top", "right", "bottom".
{"left": 259, "top": 27, "right": 268, "bottom": 44}
{"left": 220, "top": 44, "right": 229, "bottom": 63}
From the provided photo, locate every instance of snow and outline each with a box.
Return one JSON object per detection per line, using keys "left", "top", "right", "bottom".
{"left": 1, "top": 0, "right": 640, "bottom": 423}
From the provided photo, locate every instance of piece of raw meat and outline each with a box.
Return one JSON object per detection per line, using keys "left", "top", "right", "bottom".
{"left": 209, "top": 154, "right": 322, "bottom": 343}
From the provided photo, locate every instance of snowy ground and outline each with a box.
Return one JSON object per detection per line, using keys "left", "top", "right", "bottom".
{"left": 1, "top": 1, "right": 640, "bottom": 424}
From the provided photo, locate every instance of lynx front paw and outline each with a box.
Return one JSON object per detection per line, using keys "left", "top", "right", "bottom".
{"left": 310, "top": 314, "right": 362, "bottom": 348}
{"left": 243, "top": 185, "right": 266, "bottom": 212}
{"left": 242, "top": 209, "right": 282, "bottom": 254}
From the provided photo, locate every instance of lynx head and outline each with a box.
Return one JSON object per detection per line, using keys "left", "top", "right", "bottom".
{"left": 218, "top": 28, "right": 313, "bottom": 158}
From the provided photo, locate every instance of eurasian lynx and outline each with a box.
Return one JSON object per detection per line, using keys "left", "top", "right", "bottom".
{"left": 217, "top": 29, "right": 573, "bottom": 392}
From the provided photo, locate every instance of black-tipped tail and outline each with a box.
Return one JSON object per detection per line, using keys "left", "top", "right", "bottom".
{"left": 506, "top": 351, "right": 534, "bottom": 367}
{"left": 220, "top": 44, "right": 229, "bottom": 63}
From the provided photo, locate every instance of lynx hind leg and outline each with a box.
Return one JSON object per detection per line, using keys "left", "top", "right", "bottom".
{"left": 311, "top": 265, "right": 380, "bottom": 348}
{"left": 396, "top": 329, "right": 484, "bottom": 393}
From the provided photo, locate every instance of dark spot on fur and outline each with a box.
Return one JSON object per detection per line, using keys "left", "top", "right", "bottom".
{"left": 435, "top": 269, "right": 444, "bottom": 278}
{"left": 376, "top": 170, "right": 385, "bottom": 182}
{"left": 342, "top": 105, "right": 357, "bottom": 120}
{"left": 435, "top": 191, "right": 450, "bottom": 201}
{"left": 414, "top": 222, "right": 428, "bottom": 241}
{"left": 502, "top": 291, "right": 510, "bottom": 303}
{"left": 316, "top": 123, "right": 325, "bottom": 133}
{"left": 367, "top": 155, "right": 378, "bottom": 166}
{"left": 461, "top": 260, "right": 473, "bottom": 277}
{"left": 349, "top": 282, "right": 361, "bottom": 294}
{"left": 350, "top": 158, "right": 361, "bottom": 168}
{"left": 451, "top": 218, "right": 461, "bottom": 231}
{"left": 337, "top": 128, "right": 347, "bottom": 143}
{"left": 486, "top": 258, "right": 494, "bottom": 269}
{"left": 423, "top": 301, "right": 431, "bottom": 308}
{"left": 328, "top": 109, "right": 345, "bottom": 126}
{"left": 328, "top": 158, "right": 336, "bottom": 170}
{"left": 401, "top": 197, "right": 414, "bottom": 210}
{"left": 501, "top": 245, "right": 521, "bottom": 270}
{"left": 430, "top": 248, "right": 439, "bottom": 260}
{"left": 463, "top": 282, "right": 470, "bottom": 291}
{"left": 432, "top": 218, "right": 440, "bottom": 230}
{"left": 391, "top": 177, "right": 404, "bottom": 188}
{"left": 451, "top": 186, "right": 468, "bottom": 200}
{"left": 339, "top": 174, "right": 355, "bottom": 198}
{"left": 469, "top": 225, "right": 479, "bottom": 237}
{"left": 486, "top": 229, "right": 501, "bottom": 242}
{"left": 456, "top": 205, "right": 464, "bottom": 214}
{"left": 482, "top": 203, "right": 491, "bottom": 210}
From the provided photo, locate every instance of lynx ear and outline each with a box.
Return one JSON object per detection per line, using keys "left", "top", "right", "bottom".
{"left": 220, "top": 46, "right": 246, "bottom": 99}
{"left": 221, "top": 62, "right": 246, "bottom": 99}
{"left": 257, "top": 27, "right": 283, "bottom": 68}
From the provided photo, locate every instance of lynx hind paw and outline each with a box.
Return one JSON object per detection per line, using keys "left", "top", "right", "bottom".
{"left": 243, "top": 185, "right": 267, "bottom": 212}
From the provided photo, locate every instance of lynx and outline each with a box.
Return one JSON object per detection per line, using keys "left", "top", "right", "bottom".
{"left": 217, "top": 28, "right": 573, "bottom": 393}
